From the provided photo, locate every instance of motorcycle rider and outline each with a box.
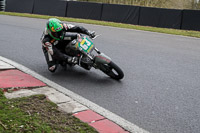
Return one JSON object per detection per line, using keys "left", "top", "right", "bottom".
{"left": 41, "top": 18, "right": 96, "bottom": 72}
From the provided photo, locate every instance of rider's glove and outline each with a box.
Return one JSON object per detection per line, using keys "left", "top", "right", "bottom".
{"left": 88, "top": 31, "right": 96, "bottom": 39}
{"left": 77, "top": 34, "right": 82, "bottom": 42}
{"left": 44, "top": 42, "right": 54, "bottom": 55}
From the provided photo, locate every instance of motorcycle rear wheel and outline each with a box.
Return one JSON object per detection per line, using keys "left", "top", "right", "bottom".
{"left": 100, "top": 61, "right": 124, "bottom": 80}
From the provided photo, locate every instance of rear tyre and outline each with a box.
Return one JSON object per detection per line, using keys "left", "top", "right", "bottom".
{"left": 100, "top": 61, "right": 124, "bottom": 80}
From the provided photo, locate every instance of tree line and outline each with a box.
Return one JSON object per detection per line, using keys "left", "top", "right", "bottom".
{"left": 79, "top": 0, "right": 200, "bottom": 10}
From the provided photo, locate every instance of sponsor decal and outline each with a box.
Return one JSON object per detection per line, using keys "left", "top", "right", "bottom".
{"left": 64, "top": 37, "right": 72, "bottom": 40}
{"left": 53, "top": 41, "right": 58, "bottom": 45}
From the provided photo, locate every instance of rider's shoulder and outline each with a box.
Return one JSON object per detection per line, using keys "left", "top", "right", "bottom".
{"left": 44, "top": 28, "right": 49, "bottom": 35}
{"left": 63, "top": 23, "right": 75, "bottom": 30}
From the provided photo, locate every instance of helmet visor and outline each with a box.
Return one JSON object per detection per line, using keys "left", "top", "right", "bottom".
{"left": 51, "top": 30, "right": 64, "bottom": 39}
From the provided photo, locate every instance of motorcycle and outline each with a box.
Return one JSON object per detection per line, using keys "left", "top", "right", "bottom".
{"left": 62, "top": 34, "right": 124, "bottom": 80}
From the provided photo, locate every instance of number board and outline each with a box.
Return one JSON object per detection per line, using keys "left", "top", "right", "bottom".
{"left": 78, "top": 37, "right": 94, "bottom": 53}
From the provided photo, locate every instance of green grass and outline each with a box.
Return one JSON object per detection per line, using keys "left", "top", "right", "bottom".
{"left": 0, "top": 11, "right": 200, "bottom": 38}
{"left": 0, "top": 90, "right": 97, "bottom": 133}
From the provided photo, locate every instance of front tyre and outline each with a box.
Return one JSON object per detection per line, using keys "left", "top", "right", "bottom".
{"left": 100, "top": 61, "right": 124, "bottom": 80}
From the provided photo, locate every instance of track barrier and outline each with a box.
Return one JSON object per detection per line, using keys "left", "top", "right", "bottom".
{"left": 4, "top": 0, "right": 200, "bottom": 31}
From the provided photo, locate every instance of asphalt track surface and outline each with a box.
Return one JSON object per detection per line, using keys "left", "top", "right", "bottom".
{"left": 1, "top": 15, "right": 200, "bottom": 133}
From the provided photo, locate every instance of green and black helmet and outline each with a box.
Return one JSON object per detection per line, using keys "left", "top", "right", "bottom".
{"left": 46, "top": 18, "right": 64, "bottom": 40}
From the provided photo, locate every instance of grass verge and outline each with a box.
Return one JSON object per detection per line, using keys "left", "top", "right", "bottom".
{"left": 0, "top": 11, "right": 200, "bottom": 38}
{"left": 0, "top": 90, "right": 97, "bottom": 133}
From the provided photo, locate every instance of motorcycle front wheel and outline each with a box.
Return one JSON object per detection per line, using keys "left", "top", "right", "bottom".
{"left": 99, "top": 61, "right": 124, "bottom": 80}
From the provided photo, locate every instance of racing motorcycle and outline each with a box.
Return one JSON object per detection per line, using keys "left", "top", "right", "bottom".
{"left": 62, "top": 33, "right": 124, "bottom": 80}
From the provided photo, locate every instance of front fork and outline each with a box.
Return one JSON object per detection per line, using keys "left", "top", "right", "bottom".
{"left": 94, "top": 47, "right": 101, "bottom": 54}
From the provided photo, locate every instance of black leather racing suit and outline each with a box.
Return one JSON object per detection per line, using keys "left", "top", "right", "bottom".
{"left": 41, "top": 23, "right": 92, "bottom": 72}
